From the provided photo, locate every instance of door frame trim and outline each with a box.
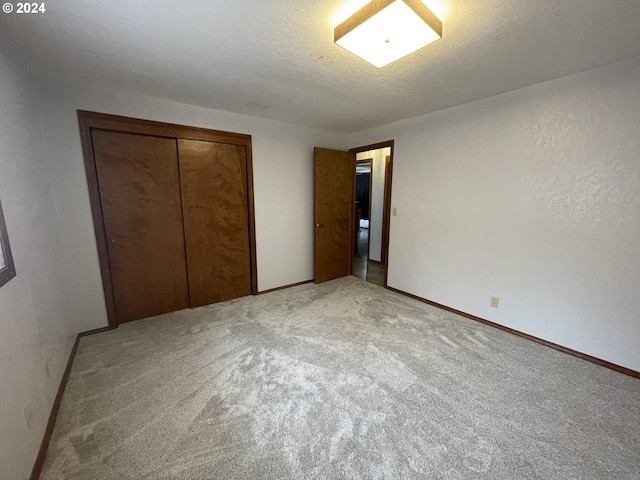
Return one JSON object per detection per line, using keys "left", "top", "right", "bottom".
{"left": 349, "top": 140, "right": 394, "bottom": 287}
{"left": 381, "top": 154, "right": 393, "bottom": 265}
{"left": 78, "top": 110, "right": 258, "bottom": 327}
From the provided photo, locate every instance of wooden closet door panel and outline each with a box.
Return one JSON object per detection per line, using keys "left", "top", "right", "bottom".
{"left": 92, "top": 130, "right": 190, "bottom": 323}
{"left": 178, "top": 139, "right": 252, "bottom": 307}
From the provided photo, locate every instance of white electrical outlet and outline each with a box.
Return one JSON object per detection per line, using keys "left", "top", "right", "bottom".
{"left": 392, "top": 207, "right": 397, "bottom": 216}
{"left": 490, "top": 296, "right": 499, "bottom": 308}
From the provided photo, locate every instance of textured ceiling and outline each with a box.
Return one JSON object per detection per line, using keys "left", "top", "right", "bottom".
{"left": 2, "top": 0, "right": 640, "bottom": 132}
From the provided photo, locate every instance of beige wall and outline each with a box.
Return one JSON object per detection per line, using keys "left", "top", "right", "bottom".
{"left": 0, "top": 53, "right": 79, "bottom": 480}
{"left": 348, "top": 57, "right": 640, "bottom": 371}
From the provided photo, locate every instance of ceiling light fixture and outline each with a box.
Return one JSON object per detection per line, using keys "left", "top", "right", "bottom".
{"left": 334, "top": 0, "right": 443, "bottom": 68}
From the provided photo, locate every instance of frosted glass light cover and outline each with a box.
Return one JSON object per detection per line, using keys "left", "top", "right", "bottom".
{"left": 335, "top": 1, "right": 441, "bottom": 68}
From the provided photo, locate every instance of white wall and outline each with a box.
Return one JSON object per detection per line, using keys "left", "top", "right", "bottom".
{"left": 356, "top": 147, "right": 390, "bottom": 262}
{"left": 0, "top": 54, "right": 79, "bottom": 480}
{"left": 347, "top": 57, "right": 640, "bottom": 371}
{"left": 37, "top": 81, "right": 347, "bottom": 330}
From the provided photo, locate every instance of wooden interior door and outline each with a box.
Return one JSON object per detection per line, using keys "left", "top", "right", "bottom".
{"left": 178, "top": 139, "right": 252, "bottom": 306}
{"left": 92, "top": 130, "right": 190, "bottom": 323}
{"left": 314, "top": 147, "right": 354, "bottom": 283}
{"left": 381, "top": 154, "right": 393, "bottom": 266}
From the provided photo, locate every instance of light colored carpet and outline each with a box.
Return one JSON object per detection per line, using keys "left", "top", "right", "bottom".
{"left": 41, "top": 277, "right": 640, "bottom": 479}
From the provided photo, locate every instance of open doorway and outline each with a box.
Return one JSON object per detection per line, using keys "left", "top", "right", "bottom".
{"left": 351, "top": 144, "right": 392, "bottom": 286}
{"left": 312, "top": 141, "right": 393, "bottom": 286}
{"left": 353, "top": 159, "right": 372, "bottom": 283}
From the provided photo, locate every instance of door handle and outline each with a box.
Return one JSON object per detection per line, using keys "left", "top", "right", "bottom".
{"left": 316, "top": 223, "right": 325, "bottom": 228}
{"left": 110, "top": 239, "right": 118, "bottom": 246}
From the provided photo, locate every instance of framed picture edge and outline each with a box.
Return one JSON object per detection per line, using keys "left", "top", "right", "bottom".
{"left": 0, "top": 198, "right": 17, "bottom": 288}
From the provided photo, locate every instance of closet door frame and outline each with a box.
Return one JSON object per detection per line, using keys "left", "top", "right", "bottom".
{"left": 78, "top": 110, "right": 258, "bottom": 328}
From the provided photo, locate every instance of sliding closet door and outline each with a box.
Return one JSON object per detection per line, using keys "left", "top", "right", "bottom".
{"left": 178, "top": 139, "right": 252, "bottom": 307}
{"left": 92, "top": 130, "right": 190, "bottom": 323}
